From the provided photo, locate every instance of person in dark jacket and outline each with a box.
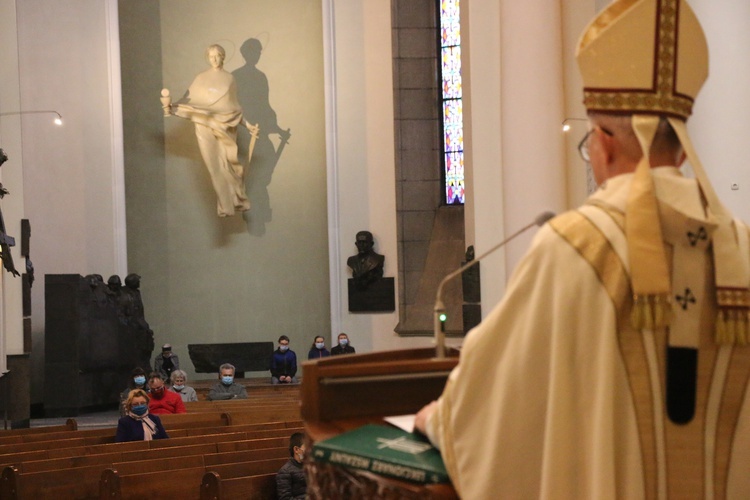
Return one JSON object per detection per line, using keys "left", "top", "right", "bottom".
{"left": 270, "top": 335, "right": 298, "bottom": 384}
{"left": 116, "top": 389, "right": 169, "bottom": 442}
{"left": 307, "top": 335, "right": 330, "bottom": 360}
{"left": 207, "top": 363, "right": 248, "bottom": 400}
{"left": 330, "top": 332, "right": 356, "bottom": 355}
{"left": 153, "top": 343, "right": 180, "bottom": 382}
{"left": 276, "top": 432, "right": 306, "bottom": 500}
{"left": 119, "top": 367, "right": 149, "bottom": 415}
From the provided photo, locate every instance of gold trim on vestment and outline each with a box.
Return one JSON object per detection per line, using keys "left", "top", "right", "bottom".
{"left": 550, "top": 210, "right": 658, "bottom": 498}
{"left": 549, "top": 211, "right": 631, "bottom": 319}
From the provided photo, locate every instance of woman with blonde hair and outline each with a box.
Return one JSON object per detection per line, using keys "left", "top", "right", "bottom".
{"left": 115, "top": 389, "right": 169, "bottom": 442}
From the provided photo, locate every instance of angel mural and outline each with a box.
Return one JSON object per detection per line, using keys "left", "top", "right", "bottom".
{"left": 161, "top": 44, "right": 259, "bottom": 217}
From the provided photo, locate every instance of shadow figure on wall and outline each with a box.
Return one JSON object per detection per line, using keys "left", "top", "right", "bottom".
{"left": 233, "top": 38, "right": 291, "bottom": 236}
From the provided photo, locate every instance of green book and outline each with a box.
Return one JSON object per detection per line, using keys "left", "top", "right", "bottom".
{"left": 312, "top": 424, "right": 450, "bottom": 485}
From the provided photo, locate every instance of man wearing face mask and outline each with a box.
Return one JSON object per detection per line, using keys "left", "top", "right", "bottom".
{"left": 331, "top": 332, "right": 355, "bottom": 355}
{"left": 276, "top": 432, "right": 307, "bottom": 500}
{"left": 270, "top": 335, "right": 298, "bottom": 384}
{"left": 147, "top": 372, "right": 186, "bottom": 414}
{"left": 207, "top": 363, "right": 248, "bottom": 400}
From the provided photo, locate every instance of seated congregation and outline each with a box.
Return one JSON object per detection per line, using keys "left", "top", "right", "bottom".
{"left": 0, "top": 333, "right": 363, "bottom": 499}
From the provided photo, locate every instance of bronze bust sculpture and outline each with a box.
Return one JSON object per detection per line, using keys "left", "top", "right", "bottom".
{"left": 347, "top": 231, "right": 384, "bottom": 289}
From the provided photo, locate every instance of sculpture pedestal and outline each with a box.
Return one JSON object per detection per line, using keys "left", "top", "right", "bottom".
{"left": 347, "top": 277, "right": 395, "bottom": 312}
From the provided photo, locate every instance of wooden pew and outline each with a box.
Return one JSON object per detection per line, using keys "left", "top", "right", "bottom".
{"left": 45, "top": 440, "right": 148, "bottom": 459}
{"left": 0, "top": 426, "right": 113, "bottom": 446}
{"left": 215, "top": 436, "right": 288, "bottom": 452}
{"left": 200, "top": 472, "right": 276, "bottom": 500}
{"left": 99, "top": 457, "right": 287, "bottom": 499}
{"left": 0, "top": 420, "right": 248, "bottom": 457}
{"left": 159, "top": 411, "right": 231, "bottom": 429}
{"left": 17, "top": 441, "right": 289, "bottom": 476}
{"left": 2, "top": 462, "right": 123, "bottom": 499}
{"left": 0, "top": 437, "right": 88, "bottom": 455}
{"left": 0, "top": 428, "right": 114, "bottom": 446}
{"left": 202, "top": 446, "right": 288, "bottom": 466}
{"left": 191, "top": 379, "right": 301, "bottom": 401}
{"left": 2, "top": 435, "right": 288, "bottom": 499}
{"left": 0, "top": 418, "right": 77, "bottom": 436}
{"left": 227, "top": 407, "right": 301, "bottom": 425}
{"left": 0, "top": 450, "right": 49, "bottom": 470}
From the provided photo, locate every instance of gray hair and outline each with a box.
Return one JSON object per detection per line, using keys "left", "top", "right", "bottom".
{"left": 170, "top": 369, "right": 188, "bottom": 382}
{"left": 588, "top": 112, "right": 682, "bottom": 163}
{"left": 219, "top": 363, "right": 236, "bottom": 374}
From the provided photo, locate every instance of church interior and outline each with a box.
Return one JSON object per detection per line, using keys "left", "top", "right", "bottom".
{"left": 0, "top": 0, "right": 748, "bottom": 496}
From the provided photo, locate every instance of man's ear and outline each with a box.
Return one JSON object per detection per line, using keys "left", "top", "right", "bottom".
{"left": 597, "top": 127, "right": 616, "bottom": 164}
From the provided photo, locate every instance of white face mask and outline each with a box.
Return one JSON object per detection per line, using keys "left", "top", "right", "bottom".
{"left": 315, "top": 342, "right": 325, "bottom": 349}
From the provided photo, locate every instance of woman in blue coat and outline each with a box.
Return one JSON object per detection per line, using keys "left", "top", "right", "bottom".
{"left": 115, "top": 389, "right": 169, "bottom": 442}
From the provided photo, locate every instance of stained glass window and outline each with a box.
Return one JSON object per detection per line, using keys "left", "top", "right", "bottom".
{"left": 440, "top": 0, "right": 464, "bottom": 205}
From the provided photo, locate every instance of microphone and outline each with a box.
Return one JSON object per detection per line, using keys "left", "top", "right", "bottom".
{"left": 433, "top": 211, "right": 556, "bottom": 358}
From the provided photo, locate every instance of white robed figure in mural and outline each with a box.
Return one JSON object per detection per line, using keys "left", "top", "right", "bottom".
{"left": 161, "top": 44, "right": 259, "bottom": 217}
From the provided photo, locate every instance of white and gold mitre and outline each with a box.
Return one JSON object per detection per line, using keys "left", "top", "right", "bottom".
{"left": 577, "top": 0, "right": 707, "bottom": 119}
{"left": 576, "top": 0, "right": 750, "bottom": 344}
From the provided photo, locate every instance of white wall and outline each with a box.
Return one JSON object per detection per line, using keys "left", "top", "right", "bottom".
{"left": 15, "top": 0, "right": 125, "bottom": 401}
{"left": 328, "top": 0, "right": 436, "bottom": 352}
{"left": 689, "top": 0, "right": 750, "bottom": 222}
{"left": 0, "top": 0, "right": 25, "bottom": 374}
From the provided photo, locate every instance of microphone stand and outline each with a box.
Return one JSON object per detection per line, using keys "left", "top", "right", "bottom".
{"left": 433, "top": 212, "right": 555, "bottom": 358}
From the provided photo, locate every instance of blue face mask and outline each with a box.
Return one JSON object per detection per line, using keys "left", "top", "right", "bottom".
{"left": 221, "top": 376, "right": 234, "bottom": 385}
{"left": 131, "top": 403, "right": 148, "bottom": 416}
{"left": 339, "top": 339, "right": 348, "bottom": 346}
{"left": 134, "top": 376, "right": 146, "bottom": 385}
{"left": 315, "top": 342, "right": 325, "bottom": 349}
{"left": 279, "top": 345, "right": 289, "bottom": 352}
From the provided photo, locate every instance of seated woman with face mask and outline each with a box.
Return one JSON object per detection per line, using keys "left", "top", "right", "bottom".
{"left": 116, "top": 389, "right": 169, "bottom": 442}
{"left": 169, "top": 369, "right": 198, "bottom": 402}
{"left": 119, "top": 367, "right": 149, "bottom": 415}
{"left": 307, "top": 335, "right": 331, "bottom": 360}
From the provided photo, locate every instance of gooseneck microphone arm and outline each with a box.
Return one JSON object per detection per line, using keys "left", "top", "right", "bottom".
{"left": 433, "top": 211, "right": 556, "bottom": 358}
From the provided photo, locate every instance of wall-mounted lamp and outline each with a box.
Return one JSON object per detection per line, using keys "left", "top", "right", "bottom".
{"left": 561, "top": 117, "right": 587, "bottom": 132}
{"left": 0, "top": 110, "right": 63, "bottom": 126}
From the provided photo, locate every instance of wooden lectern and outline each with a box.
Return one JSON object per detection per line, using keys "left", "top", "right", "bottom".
{"left": 301, "top": 348, "right": 460, "bottom": 499}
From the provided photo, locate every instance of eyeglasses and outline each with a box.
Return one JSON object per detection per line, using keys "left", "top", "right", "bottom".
{"left": 577, "top": 126, "right": 613, "bottom": 162}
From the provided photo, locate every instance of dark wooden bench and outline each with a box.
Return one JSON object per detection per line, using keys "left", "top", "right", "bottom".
{"left": 99, "top": 457, "right": 286, "bottom": 499}
{"left": 159, "top": 411, "right": 232, "bottom": 429}
{"left": 200, "top": 471, "right": 277, "bottom": 500}
{"left": 0, "top": 419, "right": 77, "bottom": 436}
{"left": 2, "top": 437, "right": 292, "bottom": 499}
{"left": 0, "top": 426, "right": 113, "bottom": 446}
{"left": 215, "top": 436, "right": 288, "bottom": 452}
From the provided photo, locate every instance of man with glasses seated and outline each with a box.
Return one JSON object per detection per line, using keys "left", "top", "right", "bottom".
{"left": 416, "top": 1, "right": 750, "bottom": 498}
